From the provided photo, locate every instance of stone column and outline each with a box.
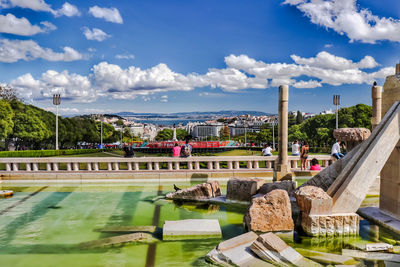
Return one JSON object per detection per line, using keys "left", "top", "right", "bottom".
{"left": 275, "top": 85, "right": 292, "bottom": 181}
{"left": 379, "top": 63, "right": 400, "bottom": 219}
{"left": 371, "top": 82, "right": 382, "bottom": 130}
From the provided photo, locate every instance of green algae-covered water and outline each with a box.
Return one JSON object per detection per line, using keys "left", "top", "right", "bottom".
{"left": 0, "top": 181, "right": 397, "bottom": 266}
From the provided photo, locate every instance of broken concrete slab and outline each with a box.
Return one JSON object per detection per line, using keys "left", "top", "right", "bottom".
{"left": 250, "top": 232, "right": 321, "bottom": 266}
{"left": 226, "top": 177, "right": 265, "bottom": 202}
{"left": 78, "top": 232, "right": 157, "bottom": 248}
{"left": 166, "top": 180, "right": 221, "bottom": 201}
{"left": 346, "top": 239, "right": 393, "bottom": 252}
{"left": 206, "top": 232, "right": 273, "bottom": 267}
{"left": 97, "top": 226, "right": 158, "bottom": 233}
{"left": 295, "top": 186, "right": 332, "bottom": 215}
{"left": 162, "top": 219, "right": 221, "bottom": 240}
{"left": 296, "top": 248, "right": 359, "bottom": 265}
{"left": 244, "top": 189, "right": 294, "bottom": 232}
{"left": 342, "top": 249, "right": 400, "bottom": 262}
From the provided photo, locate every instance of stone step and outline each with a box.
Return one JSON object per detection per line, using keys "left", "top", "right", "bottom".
{"left": 296, "top": 248, "right": 359, "bottom": 265}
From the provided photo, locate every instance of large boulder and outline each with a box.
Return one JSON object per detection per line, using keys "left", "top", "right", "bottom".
{"left": 294, "top": 186, "right": 332, "bottom": 215}
{"left": 244, "top": 189, "right": 294, "bottom": 232}
{"left": 226, "top": 177, "right": 265, "bottom": 202}
{"left": 166, "top": 181, "right": 221, "bottom": 200}
{"left": 258, "top": 181, "right": 297, "bottom": 196}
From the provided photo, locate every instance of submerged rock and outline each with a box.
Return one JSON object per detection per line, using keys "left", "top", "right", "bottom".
{"left": 244, "top": 189, "right": 294, "bottom": 232}
{"left": 165, "top": 180, "right": 221, "bottom": 200}
{"left": 226, "top": 177, "right": 265, "bottom": 202}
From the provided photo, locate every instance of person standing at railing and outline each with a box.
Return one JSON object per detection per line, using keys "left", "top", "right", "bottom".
{"left": 172, "top": 143, "right": 181, "bottom": 157}
{"left": 300, "top": 141, "right": 309, "bottom": 170}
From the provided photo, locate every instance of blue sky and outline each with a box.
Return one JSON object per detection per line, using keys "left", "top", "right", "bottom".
{"left": 1, "top": 0, "right": 400, "bottom": 115}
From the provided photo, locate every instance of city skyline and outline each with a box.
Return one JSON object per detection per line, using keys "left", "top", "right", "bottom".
{"left": 0, "top": 0, "right": 399, "bottom": 115}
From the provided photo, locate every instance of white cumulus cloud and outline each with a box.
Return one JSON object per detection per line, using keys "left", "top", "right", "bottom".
{"left": 1, "top": 0, "right": 80, "bottom": 17}
{"left": 82, "top": 27, "right": 111, "bottom": 42}
{"left": 89, "top": 6, "right": 123, "bottom": 24}
{"left": 55, "top": 2, "right": 80, "bottom": 17}
{"left": 0, "top": 39, "right": 83, "bottom": 63}
{"left": 283, "top": 0, "right": 400, "bottom": 43}
{"left": 0, "top": 13, "right": 56, "bottom": 36}
{"left": 7, "top": 51, "right": 395, "bottom": 103}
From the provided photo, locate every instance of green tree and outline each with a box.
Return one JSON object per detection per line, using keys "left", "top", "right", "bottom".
{"left": 288, "top": 124, "right": 306, "bottom": 142}
{"left": 256, "top": 129, "right": 272, "bottom": 143}
{"left": 155, "top": 129, "right": 173, "bottom": 141}
{"left": 288, "top": 113, "right": 296, "bottom": 127}
{"left": 0, "top": 100, "right": 14, "bottom": 140}
{"left": 296, "top": 111, "right": 303, "bottom": 124}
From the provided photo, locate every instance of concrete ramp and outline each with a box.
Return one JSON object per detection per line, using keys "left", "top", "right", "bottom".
{"left": 301, "top": 101, "right": 400, "bottom": 213}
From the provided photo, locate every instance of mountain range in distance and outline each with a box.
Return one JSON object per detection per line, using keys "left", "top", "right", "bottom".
{"left": 114, "top": 110, "right": 275, "bottom": 119}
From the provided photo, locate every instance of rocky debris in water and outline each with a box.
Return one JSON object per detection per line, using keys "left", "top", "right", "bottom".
{"left": 333, "top": 128, "right": 371, "bottom": 142}
{"left": 250, "top": 232, "right": 321, "bottom": 266}
{"left": 342, "top": 249, "right": 400, "bottom": 262}
{"left": 162, "top": 219, "right": 221, "bottom": 240}
{"left": 243, "top": 189, "right": 294, "bottom": 232}
{"left": 78, "top": 232, "right": 158, "bottom": 249}
{"left": 97, "top": 226, "right": 158, "bottom": 234}
{"left": 0, "top": 190, "right": 13, "bottom": 198}
{"left": 294, "top": 186, "right": 332, "bottom": 215}
{"left": 205, "top": 232, "right": 272, "bottom": 266}
{"left": 301, "top": 213, "right": 359, "bottom": 237}
{"left": 258, "top": 181, "right": 297, "bottom": 197}
{"left": 346, "top": 240, "right": 393, "bottom": 252}
{"left": 226, "top": 177, "right": 265, "bottom": 202}
{"left": 296, "top": 248, "right": 358, "bottom": 265}
{"left": 165, "top": 180, "right": 221, "bottom": 200}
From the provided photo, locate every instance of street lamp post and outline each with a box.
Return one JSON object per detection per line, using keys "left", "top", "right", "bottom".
{"left": 52, "top": 94, "right": 61, "bottom": 150}
{"left": 100, "top": 114, "right": 103, "bottom": 148}
{"left": 244, "top": 122, "right": 248, "bottom": 147}
{"left": 333, "top": 95, "right": 341, "bottom": 129}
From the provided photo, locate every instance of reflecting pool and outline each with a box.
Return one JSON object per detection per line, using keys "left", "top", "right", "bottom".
{"left": 0, "top": 181, "right": 396, "bottom": 266}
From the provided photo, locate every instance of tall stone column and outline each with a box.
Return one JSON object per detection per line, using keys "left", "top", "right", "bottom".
{"left": 379, "top": 63, "right": 400, "bottom": 219}
{"left": 275, "top": 85, "right": 292, "bottom": 181}
{"left": 371, "top": 82, "right": 382, "bottom": 130}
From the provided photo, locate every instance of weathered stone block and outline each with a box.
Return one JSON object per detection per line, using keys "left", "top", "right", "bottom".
{"left": 166, "top": 180, "right": 221, "bottom": 200}
{"left": 226, "top": 177, "right": 264, "bottom": 202}
{"left": 258, "top": 180, "right": 297, "bottom": 196}
{"left": 244, "top": 189, "right": 294, "bottom": 232}
{"left": 163, "top": 219, "right": 222, "bottom": 240}
{"left": 295, "top": 186, "right": 332, "bottom": 215}
{"left": 301, "top": 213, "right": 359, "bottom": 237}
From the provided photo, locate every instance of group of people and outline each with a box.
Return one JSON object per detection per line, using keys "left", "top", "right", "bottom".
{"left": 262, "top": 139, "right": 347, "bottom": 171}
{"left": 172, "top": 140, "right": 193, "bottom": 157}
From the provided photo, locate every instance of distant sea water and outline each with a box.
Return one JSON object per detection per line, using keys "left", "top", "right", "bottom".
{"left": 137, "top": 118, "right": 208, "bottom": 126}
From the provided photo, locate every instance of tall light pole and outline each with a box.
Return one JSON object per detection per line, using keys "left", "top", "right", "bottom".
{"left": 100, "top": 114, "right": 103, "bottom": 148}
{"left": 244, "top": 122, "right": 248, "bottom": 147}
{"left": 52, "top": 94, "right": 61, "bottom": 150}
{"left": 333, "top": 95, "right": 341, "bottom": 129}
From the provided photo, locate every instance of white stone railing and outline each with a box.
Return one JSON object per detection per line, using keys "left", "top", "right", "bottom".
{"left": 0, "top": 155, "right": 334, "bottom": 172}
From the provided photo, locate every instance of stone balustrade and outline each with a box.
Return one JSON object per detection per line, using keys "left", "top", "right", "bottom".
{"left": 0, "top": 155, "right": 334, "bottom": 172}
